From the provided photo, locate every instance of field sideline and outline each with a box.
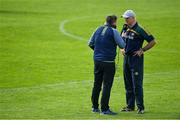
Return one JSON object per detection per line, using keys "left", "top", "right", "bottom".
{"left": 0, "top": 0, "right": 180, "bottom": 119}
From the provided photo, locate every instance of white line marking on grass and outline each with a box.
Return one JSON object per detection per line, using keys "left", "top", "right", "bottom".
{"left": 152, "top": 49, "right": 180, "bottom": 54}
{"left": 0, "top": 70, "right": 179, "bottom": 92}
{"left": 145, "top": 70, "right": 180, "bottom": 76}
{"left": 60, "top": 16, "right": 91, "bottom": 41}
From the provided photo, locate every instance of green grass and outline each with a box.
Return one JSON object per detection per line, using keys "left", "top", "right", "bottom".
{"left": 0, "top": 0, "right": 180, "bottom": 119}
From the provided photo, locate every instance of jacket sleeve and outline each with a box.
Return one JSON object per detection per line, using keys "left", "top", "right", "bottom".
{"left": 88, "top": 28, "right": 97, "bottom": 50}
{"left": 113, "top": 29, "right": 126, "bottom": 49}
{"left": 140, "top": 27, "right": 155, "bottom": 43}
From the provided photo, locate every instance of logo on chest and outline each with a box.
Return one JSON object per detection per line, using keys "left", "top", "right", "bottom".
{"left": 122, "top": 32, "right": 135, "bottom": 40}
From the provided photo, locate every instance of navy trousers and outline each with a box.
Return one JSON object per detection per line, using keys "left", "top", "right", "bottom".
{"left": 91, "top": 60, "right": 115, "bottom": 111}
{"left": 123, "top": 55, "right": 144, "bottom": 110}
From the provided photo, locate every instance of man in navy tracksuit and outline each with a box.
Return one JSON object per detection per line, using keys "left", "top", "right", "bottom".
{"left": 88, "top": 15, "right": 125, "bottom": 115}
{"left": 120, "top": 10, "right": 156, "bottom": 114}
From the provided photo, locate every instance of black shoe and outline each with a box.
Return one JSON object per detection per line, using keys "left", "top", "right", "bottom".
{"left": 92, "top": 108, "right": 100, "bottom": 113}
{"left": 137, "top": 109, "right": 144, "bottom": 114}
{"left": 101, "top": 109, "right": 117, "bottom": 115}
{"left": 121, "top": 106, "right": 135, "bottom": 112}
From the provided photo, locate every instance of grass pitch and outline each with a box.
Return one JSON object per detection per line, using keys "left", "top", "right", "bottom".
{"left": 0, "top": 0, "right": 180, "bottom": 119}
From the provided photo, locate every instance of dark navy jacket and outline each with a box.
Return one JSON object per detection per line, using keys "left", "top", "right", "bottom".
{"left": 121, "top": 23, "right": 155, "bottom": 55}
{"left": 88, "top": 25, "right": 125, "bottom": 62}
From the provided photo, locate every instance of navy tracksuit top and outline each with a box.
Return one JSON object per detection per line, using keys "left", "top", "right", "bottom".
{"left": 88, "top": 24, "right": 125, "bottom": 62}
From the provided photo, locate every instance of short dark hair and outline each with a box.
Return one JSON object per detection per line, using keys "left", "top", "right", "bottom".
{"left": 106, "top": 15, "right": 117, "bottom": 25}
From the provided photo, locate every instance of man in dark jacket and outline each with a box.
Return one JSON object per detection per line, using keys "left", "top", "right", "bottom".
{"left": 88, "top": 15, "right": 125, "bottom": 115}
{"left": 120, "top": 10, "right": 156, "bottom": 114}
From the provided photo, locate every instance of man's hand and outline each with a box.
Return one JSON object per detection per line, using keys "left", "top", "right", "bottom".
{"left": 133, "top": 48, "right": 144, "bottom": 57}
{"left": 134, "top": 40, "right": 156, "bottom": 57}
{"left": 120, "top": 49, "right": 125, "bottom": 56}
